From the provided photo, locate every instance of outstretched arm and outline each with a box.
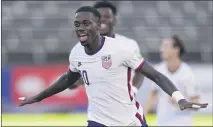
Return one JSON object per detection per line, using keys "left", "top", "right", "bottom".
{"left": 19, "top": 69, "right": 80, "bottom": 106}
{"left": 137, "top": 61, "right": 178, "bottom": 97}
{"left": 137, "top": 61, "right": 208, "bottom": 110}
{"left": 144, "top": 90, "right": 158, "bottom": 115}
{"left": 68, "top": 77, "right": 84, "bottom": 90}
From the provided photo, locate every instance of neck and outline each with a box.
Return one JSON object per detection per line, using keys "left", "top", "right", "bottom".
{"left": 102, "top": 30, "right": 115, "bottom": 38}
{"left": 107, "top": 31, "right": 115, "bottom": 38}
{"left": 85, "top": 34, "right": 102, "bottom": 55}
{"left": 166, "top": 57, "right": 181, "bottom": 73}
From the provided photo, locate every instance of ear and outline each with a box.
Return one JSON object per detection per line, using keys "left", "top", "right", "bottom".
{"left": 174, "top": 47, "right": 180, "bottom": 55}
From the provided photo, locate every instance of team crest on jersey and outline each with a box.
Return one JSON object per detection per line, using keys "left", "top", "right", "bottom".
{"left": 101, "top": 55, "right": 112, "bottom": 69}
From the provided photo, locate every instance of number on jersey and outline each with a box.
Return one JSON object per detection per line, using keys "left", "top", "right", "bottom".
{"left": 81, "top": 70, "right": 90, "bottom": 85}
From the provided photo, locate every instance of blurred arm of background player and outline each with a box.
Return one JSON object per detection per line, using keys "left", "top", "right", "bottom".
{"left": 19, "top": 69, "right": 80, "bottom": 106}
{"left": 143, "top": 89, "right": 158, "bottom": 115}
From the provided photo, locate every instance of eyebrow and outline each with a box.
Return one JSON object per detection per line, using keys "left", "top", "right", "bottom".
{"left": 74, "top": 19, "right": 92, "bottom": 22}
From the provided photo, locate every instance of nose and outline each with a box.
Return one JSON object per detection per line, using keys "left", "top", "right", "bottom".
{"left": 100, "top": 16, "right": 106, "bottom": 23}
{"left": 77, "top": 25, "right": 85, "bottom": 31}
{"left": 77, "top": 29, "right": 85, "bottom": 33}
{"left": 77, "top": 26, "right": 86, "bottom": 34}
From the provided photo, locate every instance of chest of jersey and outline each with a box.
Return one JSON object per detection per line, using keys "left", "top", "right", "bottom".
{"left": 74, "top": 53, "right": 124, "bottom": 86}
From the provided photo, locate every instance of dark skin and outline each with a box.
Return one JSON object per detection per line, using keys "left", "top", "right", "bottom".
{"left": 19, "top": 11, "right": 208, "bottom": 111}
{"left": 74, "top": 12, "right": 101, "bottom": 54}
{"left": 69, "top": 6, "right": 144, "bottom": 90}
{"left": 98, "top": 7, "right": 115, "bottom": 37}
{"left": 69, "top": 12, "right": 102, "bottom": 87}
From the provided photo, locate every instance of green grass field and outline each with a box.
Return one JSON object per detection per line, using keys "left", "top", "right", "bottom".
{"left": 2, "top": 113, "right": 212, "bottom": 126}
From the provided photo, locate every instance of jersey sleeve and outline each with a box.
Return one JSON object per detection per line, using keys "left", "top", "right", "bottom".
{"left": 68, "top": 51, "right": 79, "bottom": 72}
{"left": 69, "top": 61, "right": 78, "bottom": 72}
{"left": 122, "top": 49, "right": 145, "bottom": 70}
{"left": 132, "top": 40, "right": 141, "bottom": 53}
{"left": 182, "top": 70, "right": 200, "bottom": 98}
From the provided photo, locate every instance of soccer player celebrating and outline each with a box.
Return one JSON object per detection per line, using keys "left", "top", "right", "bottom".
{"left": 19, "top": 6, "right": 208, "bottom": 126}
{"left": 69, "top": 1, "right": 144, "bottom": 95}
{"left": 144, "top": 35, "right": 202, "bottom": 126}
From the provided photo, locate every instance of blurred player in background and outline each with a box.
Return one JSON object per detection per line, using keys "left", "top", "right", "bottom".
{"left": 69, "top": 1, "right": 144, "bottom": 95}
{"left": 144, "top": 35, "right": 201, "bottom": 126}
{"left": 18, "top": 6, "right": 208, "bottom": 126}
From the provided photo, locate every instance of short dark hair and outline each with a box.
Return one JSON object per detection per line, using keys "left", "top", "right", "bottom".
{"left": 93, "top": 1, "right": 117, "bottom": 15}
{"left": 75, "top": 6, "right": 101, "bottom": 19}
{"left": 172, "top": 35, "right": 185, "bottom": 57}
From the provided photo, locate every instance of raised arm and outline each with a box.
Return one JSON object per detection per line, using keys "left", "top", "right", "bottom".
{"left": 137, "top": 61, "right": 178, "bottom": 97}
{"left": 19, "top": 69, "right": 80, "bottom": 106}
{"left": 68, "top": 77, "right": 84, "bottom": 90}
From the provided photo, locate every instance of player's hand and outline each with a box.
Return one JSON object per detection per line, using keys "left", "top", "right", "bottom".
{"left": 18, "top": 96, "right": 41, "bottom": 107}
{"left": 178, "top": 99, "right": 208, "bottom": 111}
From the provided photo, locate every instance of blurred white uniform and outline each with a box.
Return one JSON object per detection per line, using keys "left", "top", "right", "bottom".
{"left": 152, "top": 61, "right": 199, "bottom": 126}
{"left": 114, "top": 33, "right": 143, "bottom": 84}
{"left": 69, "top": 36, "right": 147, "bottom": 126}
{"left": 114, "top": 33, "right": 140, "bottom": 52}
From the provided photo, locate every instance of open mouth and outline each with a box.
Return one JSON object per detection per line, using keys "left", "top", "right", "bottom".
{"left": 79, "top": 34, "right": 88, "bottom": 42}
{"left": 100, "top": 23, "right": 108, "bottom": 35}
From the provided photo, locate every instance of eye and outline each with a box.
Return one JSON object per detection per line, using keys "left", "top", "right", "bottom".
{"left": 83, "top": 20, "right": 90, "bottom": 26}
{"left": 74, "top": 22, "right": 80, "bottom": 27}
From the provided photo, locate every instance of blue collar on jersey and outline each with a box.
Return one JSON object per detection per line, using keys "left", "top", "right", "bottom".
{"left": 86, "top": 36, "right": 105, "bottom": 55}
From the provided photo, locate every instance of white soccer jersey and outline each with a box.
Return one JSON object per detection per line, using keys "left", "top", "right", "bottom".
{"left": 69, "top": 36, "right": 145, "bottom": 126}
{"left": 114, "top": 33, "right": 147, "bottom": 88}
{"left": 114, "top": 33, "right": 140, "bottom": 53}
{"left": 152, "top": 61, "right": 200, "bottom": 126}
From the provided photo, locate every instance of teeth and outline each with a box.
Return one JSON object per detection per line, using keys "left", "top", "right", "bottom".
{"left": 101, "top": 24, "right": 107, "bottom": 28}
{"left": 79, "top": 34, "right": 86, "bottom": 37}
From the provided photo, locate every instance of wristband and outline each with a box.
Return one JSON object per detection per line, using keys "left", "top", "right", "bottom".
{"left": 192, "top": 104, "right": 201, "bottom": 109}
{"left": 172, "top": 91, "right": 185, "bottom": 103}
